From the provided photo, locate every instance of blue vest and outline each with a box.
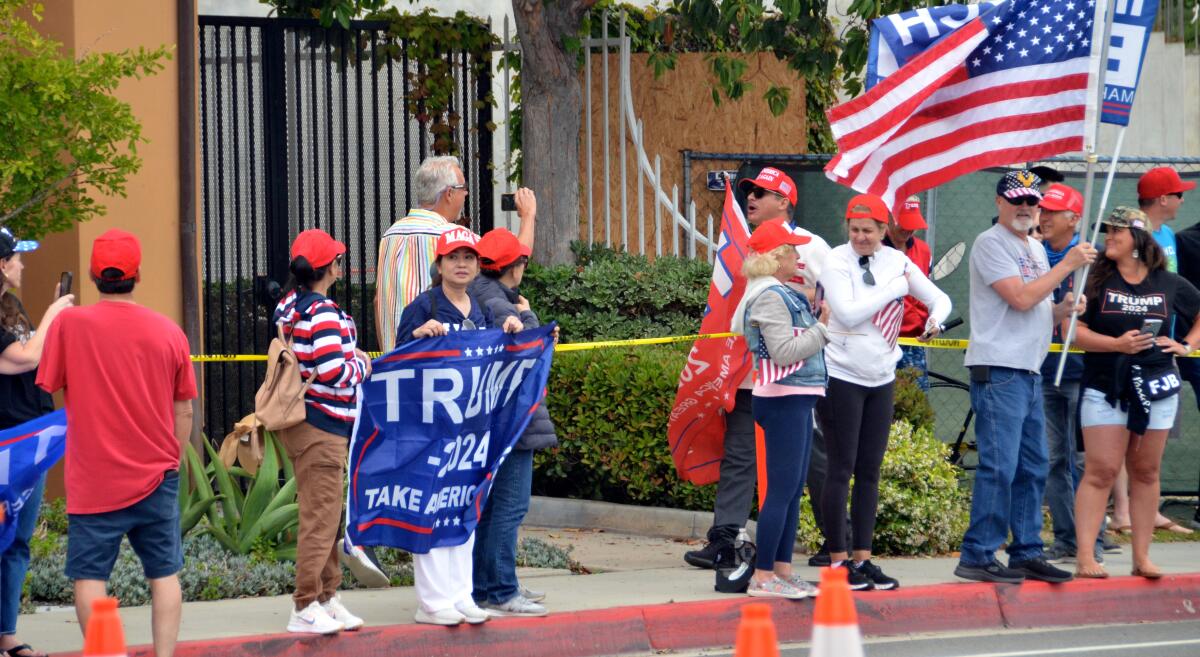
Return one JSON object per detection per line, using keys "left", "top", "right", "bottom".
{"left": 743, "top": 285, "right": 828, "bottom": 388}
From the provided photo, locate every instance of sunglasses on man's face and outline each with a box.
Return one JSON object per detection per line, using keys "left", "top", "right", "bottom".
{"left": 747, "top": 186, "right": 784, "bottom": 200}
{"left": 1170, "top": 192, "right": 1184, "bottom": 199}
{"left": 1003, "top": 195, "right": 1041, "bottom": 207}
{"left": 858, "top": 255, "right": 875, "bottom": 286}
{"left": 446, "top": 183, "right": 468, "bottom": 195}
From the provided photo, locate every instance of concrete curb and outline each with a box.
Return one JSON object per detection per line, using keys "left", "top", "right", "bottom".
{"left": 524, "top": 495, "right": 757, "bottom": 540}
{"left": 94, "top": 574, "right": 1200, "bottom": 657}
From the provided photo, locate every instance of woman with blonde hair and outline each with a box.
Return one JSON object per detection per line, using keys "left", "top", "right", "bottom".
{"left": 731, "top": 219, "right": 830, "bottom": 599}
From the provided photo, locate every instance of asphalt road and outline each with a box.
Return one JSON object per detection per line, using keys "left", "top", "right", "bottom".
{"left": 663, "top": 621, "right": 1200, "bottom": 657}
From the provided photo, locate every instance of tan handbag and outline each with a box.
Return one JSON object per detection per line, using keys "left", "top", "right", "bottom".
{"left": 254, "top": 324, "right": 313, "bottom": 431}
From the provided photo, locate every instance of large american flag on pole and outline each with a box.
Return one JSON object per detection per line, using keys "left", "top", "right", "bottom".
{"left": 825, "top": 0, "right": 1109, "bottom": 211}
{"left": 666, "top": 178, "right": 754, "bottom": 485}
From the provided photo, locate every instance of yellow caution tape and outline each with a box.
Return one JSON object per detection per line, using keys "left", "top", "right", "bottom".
{"left": 190, "top": 332, "right": 1200, "bottom": 361}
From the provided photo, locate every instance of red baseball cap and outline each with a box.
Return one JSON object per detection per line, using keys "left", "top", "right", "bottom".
{"left": 290, "top": 229, "right": 346, "bottom": 268}
{"left": 90, "top": 229, "right": 142, "bottom": 281}
{"left": 895, "top": 196, "right": 927, "bottom": 230}
{"left": 738, "top": 167, "right": 798, "bottom": 205}
{"left": 477, "top": 228, "right": 531, "bottom": 270}
{"left": 436, "top": 227, "right": 481, "bottom": 257}
{"left": 1039, "top": 183, "right": 1084, "bottom": 215}
{"left": 1138, "top": 167, "right": 1196, "bottom": 199}
{"left": 747, "top": 219, "right": 812, "bottom": 253}
{"left": 845, "top": 194, "right": 890, "bottom": 224}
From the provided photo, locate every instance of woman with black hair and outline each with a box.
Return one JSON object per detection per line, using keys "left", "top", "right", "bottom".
{"left": 1071, "top": 208, "right": 1200, "bottom": 580}
{"left": 395, "top": 227, "right": 522, "bottom": 627}
{"left": 272, "top": 229, "right": 371, "bottom": 635}
{"left": 0, "top": 228, "right": 73, "bottom": 657}
{"left": 466, "top": 228, "right": 557, "bottom": 617}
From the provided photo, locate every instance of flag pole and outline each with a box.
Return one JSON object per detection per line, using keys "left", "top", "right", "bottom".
{"left": 1054, "top": 0, "right": 1119, "bottom": 387}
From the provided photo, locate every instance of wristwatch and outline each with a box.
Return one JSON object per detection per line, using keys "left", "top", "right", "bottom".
{"left": 1181, "top": 340, "right": 1192, "bottom": 354}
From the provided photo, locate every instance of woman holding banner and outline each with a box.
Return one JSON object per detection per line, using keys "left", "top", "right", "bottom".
{"left": 273, "top": 229, "right": 371, "bottom": 635}
{"left": 396, "top": 228, "right": 522, "bottom": 626}
{"left": 1070, "top": 208, "right": 1200, "bottom": 580}
{"left": 731, "top": 218, "right": 829, "bottom": 599}
{"left": 0, "top": 227, "right": 74, "bottom": 657}
{"left": 818, "top": 194, "right": 950, "bottom": 592}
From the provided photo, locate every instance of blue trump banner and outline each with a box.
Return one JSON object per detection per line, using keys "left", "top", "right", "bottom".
{"left": 867, "top": 0, "right": 1156, "bottom": 126}
{"left": 0, "top": 410, "right": 67, "bottom": 552}
{"left": 347, "top": 325, "right": 554, "bottom": 554}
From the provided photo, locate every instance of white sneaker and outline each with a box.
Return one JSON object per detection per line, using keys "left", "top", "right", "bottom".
{"left": 518, "top": 583, "right": 546, "bottom": 603}
{"left": 484, "top": 594, "right": 548, "bottom": 617}
{"left": 455, "top": 601, "right": 491, "bottom": 624}
{"left": 414, "top": 607, "right": 467, "bottom": 626}
{"left": 287, "top": 601, "right": 344, "bottom": 634}
{"left": 322, "top": 595, "right": 364, "bottom": 631}
{"left": 338, "top": 538, "right": 390, "bottom": 588}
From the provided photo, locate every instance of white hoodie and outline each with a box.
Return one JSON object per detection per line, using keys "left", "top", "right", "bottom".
{"left": 819, "top": 243, "right": 951, "bottom": 387}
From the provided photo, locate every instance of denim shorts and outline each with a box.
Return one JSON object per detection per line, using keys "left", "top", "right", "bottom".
{"left": 1079, "top": 388, "right": 1179, "bottom": 431}
{"left": 65, "top": 471, "right": 183, "bottom": 581}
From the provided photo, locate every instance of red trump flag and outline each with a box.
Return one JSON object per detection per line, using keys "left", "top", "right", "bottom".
{"left": 666, "top": 179, "right": 754, "bottom": 484}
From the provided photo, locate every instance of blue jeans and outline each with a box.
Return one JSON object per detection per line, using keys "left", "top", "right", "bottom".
{"left": 1042, "top": 380, "right": 1079, "bottom": 552}
{"left": 752, "top": 394, "right": 817, "bottom": 570}
{"left": 472, "top": 448, "right": 533, "bottom": 605}
{"left": 960, "top": 368, "right": 1048, "bottom": 567}
{"left": 2, "top": 475, "right": 45, "bottom": 635}
{"left": 897, "top": 345, "right": 929, "bottom": 391}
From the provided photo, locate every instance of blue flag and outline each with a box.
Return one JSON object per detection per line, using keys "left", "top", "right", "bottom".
{"left": 867, "top": 0, "right": 1156, "bottom": 126}
{"left": 346, "top": 325, "right": 555, "bottom": 554}
{"left": 0, "top": 410, "right": 67, "bottom": 552}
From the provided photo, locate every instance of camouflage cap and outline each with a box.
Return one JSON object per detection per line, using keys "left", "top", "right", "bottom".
{"left": 1098, "top": 206, "right": 1149, "bottom": 233}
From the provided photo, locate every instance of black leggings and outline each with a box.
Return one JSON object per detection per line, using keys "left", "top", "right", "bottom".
{"left": 819, "top": 376, "right": 895, "bottom": 554}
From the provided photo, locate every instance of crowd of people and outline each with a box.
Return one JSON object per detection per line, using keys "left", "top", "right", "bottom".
{"left": 0, "top": 156, "right": 1196, "bottom": 653}
{"left": 686, "top": 165, "right": 1199, "bottom": 596}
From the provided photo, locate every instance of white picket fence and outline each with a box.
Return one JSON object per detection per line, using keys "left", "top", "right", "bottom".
{"left": 497, "top": 11, "right": 717, "bottom": 262}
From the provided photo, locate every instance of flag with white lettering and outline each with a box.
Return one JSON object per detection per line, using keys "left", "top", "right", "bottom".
{"left": 346, "top": 325, "right": 554, "bottom": 553}
{"left": 666, "top": 178, "right": 754, "bottom": 485}
{"left": 0, "top": 410, "right": 67, "bottom": 552}
{"left": 867, "top": 0, "right": 1155, "bottom": 125}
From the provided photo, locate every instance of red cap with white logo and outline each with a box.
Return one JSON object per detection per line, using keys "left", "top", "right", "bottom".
{"left": 738, "top": 167, "right": 798, "bottom": 205}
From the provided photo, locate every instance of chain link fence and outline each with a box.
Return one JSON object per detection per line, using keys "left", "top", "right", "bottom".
{"left": 684, "top": 152, "right": 1200, "bottom": 494}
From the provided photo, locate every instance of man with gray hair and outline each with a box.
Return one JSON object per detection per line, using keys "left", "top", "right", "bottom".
{"left": 375, "top": 156, "right": 538, "bottom": 353}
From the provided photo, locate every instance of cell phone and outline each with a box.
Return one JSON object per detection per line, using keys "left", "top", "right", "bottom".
{"left": 58, "top": 271, "right": 73, "bottom": 298}
{"left": 1141, "top": 318, "right": 1164, "bottom": 336}
{"left": 501, "top": 193, "right": 517, "bottom": 212}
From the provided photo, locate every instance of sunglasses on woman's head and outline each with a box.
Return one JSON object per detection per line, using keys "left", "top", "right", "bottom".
{"left": 858, "top": 255, "right": 875, "bottom": 286}
{"left": 1003, "top": 195, "right": 1041, "bottom": 207}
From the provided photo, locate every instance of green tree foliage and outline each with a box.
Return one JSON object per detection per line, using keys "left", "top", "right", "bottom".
{"left": 0, "top": 0, "right": 169, "bottom": 238}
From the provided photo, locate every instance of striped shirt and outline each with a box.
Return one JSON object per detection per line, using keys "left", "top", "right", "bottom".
{"left": 273, "top": 289, "right": 368, "bottom": 437}
{"left": 375, "top": 208, "right": 455, "bottom": 352}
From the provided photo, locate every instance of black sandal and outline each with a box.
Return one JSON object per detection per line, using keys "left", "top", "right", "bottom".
{"left": 5, "top": 644, "right": 47, "bottom": 657}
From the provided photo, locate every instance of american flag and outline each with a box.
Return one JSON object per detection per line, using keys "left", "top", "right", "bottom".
{"left": 825, "top": 0, "right": 1108, "bottom": 212}
{"left": 873, "top": 299, "right": 905, "bottom": 351}
{"left": 753, "top": 327, "right": 806, "bottom": 385}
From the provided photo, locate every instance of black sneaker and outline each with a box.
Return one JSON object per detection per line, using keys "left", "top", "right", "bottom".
{"left": 684, "top": 526, "right": 735, "bottom": 569}
{"left": 954, "top": 559, "right": 1025, "bottom": 584}
{"left": 807, "top": 548, "right": 831, "bottom": 568}
{"left": 1009, "top": 557, "right": 1073, "bottom": 583}
{"left": 1101, "top": 536, "right": 1122, "bottom": 554}
{"left": 852, "top": 559, "right": 899, "bottom": 590}
{"left": 834, "top": 562, "right": 873, "bottom": 591}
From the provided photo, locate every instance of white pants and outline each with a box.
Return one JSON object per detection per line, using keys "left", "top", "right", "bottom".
{"left": 413, "top": 535, "right": 475, "bottom": 613}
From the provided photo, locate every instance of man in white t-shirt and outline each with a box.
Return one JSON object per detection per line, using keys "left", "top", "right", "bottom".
{"left": 684, "top": 166, "right": 831, "bottom": 569}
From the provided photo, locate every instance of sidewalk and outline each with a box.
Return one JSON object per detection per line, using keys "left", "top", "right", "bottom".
{"left": 24, "top": 526, "right": 1200, "bottom": 657}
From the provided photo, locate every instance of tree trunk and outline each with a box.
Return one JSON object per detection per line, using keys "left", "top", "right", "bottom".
{"left": 512, "top": 0, "right": 595, "bottom": 265}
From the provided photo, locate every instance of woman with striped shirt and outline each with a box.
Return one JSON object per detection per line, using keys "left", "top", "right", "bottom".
{"left": 272, "top": 229, "right": 371, "bottom": 635}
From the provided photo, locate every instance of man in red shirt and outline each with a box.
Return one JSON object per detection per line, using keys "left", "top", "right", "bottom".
{"left": 883, "top": 196, "right": 934, "bottom": 390}
{"left": 37, "top": 229, "right": 196, "bottom": 657}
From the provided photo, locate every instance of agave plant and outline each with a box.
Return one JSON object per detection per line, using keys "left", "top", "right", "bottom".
{"left": 202, "top": 431, "right": 300, "bottom": 561}
{"left": 178, "top": 441, "right": 220, "bottom": 537}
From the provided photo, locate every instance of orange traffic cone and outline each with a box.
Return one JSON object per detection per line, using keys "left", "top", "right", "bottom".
{"left": 733, "top": 603, "right": 779, "bottom": 657}
{"left": 811, "top": 566, "right": 864, "bottom": 657}
{"left": 83, "top": 597, "right": 127, "bottom": 657}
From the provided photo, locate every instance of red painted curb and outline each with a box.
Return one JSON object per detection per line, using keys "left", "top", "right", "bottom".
{"left": 71, "top": 574, "right": 1200, "bottom": 657}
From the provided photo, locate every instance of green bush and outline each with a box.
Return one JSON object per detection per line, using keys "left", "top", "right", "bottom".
{"left": 535, "top": 344, "right": 716, "bottom": 511}
{"left": 796, "top": 420, "right": 970, "bottom": 556}
{"left": 522, "top": 243, "right": 710, "bottom": 342}
{"left": 894, "top": 367, "right": 935, "bottom": 433}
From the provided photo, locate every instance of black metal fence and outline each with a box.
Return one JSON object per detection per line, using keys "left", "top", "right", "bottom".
{"left": 198, "top": 15, "right": 494, "bottom": 438}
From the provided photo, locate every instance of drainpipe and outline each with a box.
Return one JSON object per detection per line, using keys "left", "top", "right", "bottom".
{"left": 177, "top": 0, "right": 202, "bottom": 449}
